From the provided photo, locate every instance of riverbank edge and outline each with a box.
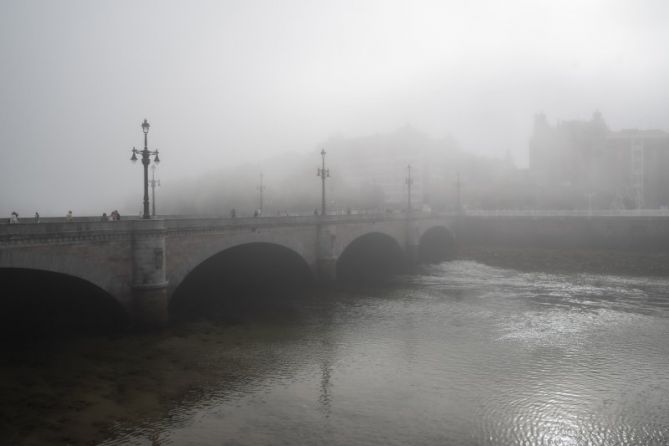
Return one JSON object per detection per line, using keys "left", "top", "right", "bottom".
{"left": 457, "top": 245, "right": 669, "bottom": 277}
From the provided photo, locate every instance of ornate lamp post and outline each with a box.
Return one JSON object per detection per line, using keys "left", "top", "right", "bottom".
{"left": 406, "top": 164, "right": 413, "bottom": 214}
{"left": 258, "top": 172, "right": 266, "bottom": 215}
{"left": 317, "top": 149, "right": 330, "bottom": 216}
{"left": 150, "top": 164, "right": 161, "bottom": 217}
{"left": 130, "top": 119, "right": 160, "bottom": 219}
{"left": 455, "top": 171, "right": 462, "bottom": 213}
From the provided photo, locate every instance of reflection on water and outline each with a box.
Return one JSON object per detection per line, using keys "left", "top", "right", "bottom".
{"left": 98, "top": 261, "right": 669, "bottom": 446}
{"left": 6, "top": 261, "right": 669, "bottom": 445}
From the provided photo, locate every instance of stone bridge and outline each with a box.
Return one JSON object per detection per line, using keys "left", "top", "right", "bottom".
{"left": 0, "top": 214, "right": 456, "bottom": 327}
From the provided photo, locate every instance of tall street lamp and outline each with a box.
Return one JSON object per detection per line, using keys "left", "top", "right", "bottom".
{"left": 406, "top": 164, "right": 413, "bottom": 214}
{"left": 258, "top": 172, "right": 266, "bottom": 215}
{"left": 130, "top": 119, "right": 160, "bottom": 219}
{"left": 150, "top": 164, "right": 161, "bottom": 217}
{"left": 455, "top": 171, "right": 462, "bottom": 213}
{"left": 317, "top": 149, "right": 330, "bottom": 216}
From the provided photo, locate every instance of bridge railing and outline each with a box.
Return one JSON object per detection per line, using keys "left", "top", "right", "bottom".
{"left": 161, "top": 211, "right": 439, "bottom": 230}
{"left": 0, "top": 220, "right": 138, "bottom": 242}
{"left": 0, "top": 211, "right": 445, "bottom": 239}
{"left": 5, "top": 209, "right": 669, "bottom": 239}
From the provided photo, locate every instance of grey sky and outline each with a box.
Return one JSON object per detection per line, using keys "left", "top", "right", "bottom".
{"left": 1, "top": 0, "right": 668, "bottom": 215}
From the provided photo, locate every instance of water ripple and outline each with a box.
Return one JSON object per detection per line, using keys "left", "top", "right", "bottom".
{"left": 101, "top": 260, "right": 669, "bottom": 445}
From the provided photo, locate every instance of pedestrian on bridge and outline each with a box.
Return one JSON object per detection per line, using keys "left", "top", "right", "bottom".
{"left": 34, "top": 212, "right": 39, "bottom": 223}
{"left": 10, "top": 211, "right": 19, "bottom": 224}
{"left": 66, "top": 210, "right": 73, "bottom": 222}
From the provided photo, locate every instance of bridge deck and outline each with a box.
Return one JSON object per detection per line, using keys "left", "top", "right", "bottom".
{"left": 0, "top": 213, "right": 444, "bottom": 243}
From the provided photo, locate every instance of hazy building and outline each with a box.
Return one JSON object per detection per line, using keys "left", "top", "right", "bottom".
{"left": 529, "top": 112, "right": 669, "bottom": 209}
{"left": 325, "top": 126, "right": 458, "bottom": 210}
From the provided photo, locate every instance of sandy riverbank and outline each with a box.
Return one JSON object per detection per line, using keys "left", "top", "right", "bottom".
{"left": 0, "top": 321, "right": 258, "bottom": 445}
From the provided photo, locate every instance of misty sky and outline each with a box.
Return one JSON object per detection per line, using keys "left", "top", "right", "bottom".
{"left": 1, "top": 0, "right": 668, "bottom": 215}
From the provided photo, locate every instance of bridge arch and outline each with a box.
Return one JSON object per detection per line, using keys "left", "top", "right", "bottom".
{"left": 0, "top": 267, "right": 129, "bottom": 337}
{"left": 0, "top": 247, "right": 133, "bottom": 309}
{"left": 336, "top": 232, "right": 406, "bottom": 282}
{"left": 169, "top": 242, "right": 313, "bottom": 320}
{"left": 418, "top": 225, "right": 456, "bottom": 263}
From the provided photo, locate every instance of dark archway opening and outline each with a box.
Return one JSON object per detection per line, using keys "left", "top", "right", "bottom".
{"left": 0, "top": 268, "right": 129, "bottom": 341}
{"left": 419, "top": 226, "right": 457, "bottom": 263}
{"left": 170, "top": 243, "right": 313, "bottom": 322}
{"left": 336, "top": 233, "right": 406, "bottom": 283}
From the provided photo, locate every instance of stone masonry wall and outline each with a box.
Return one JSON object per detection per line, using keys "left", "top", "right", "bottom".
{"left": 456, "top": 215, "right": 669, "bottom": 251}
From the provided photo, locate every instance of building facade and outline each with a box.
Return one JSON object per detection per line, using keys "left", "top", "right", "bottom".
{"left": 325, "top": 127, "right": 456, "bottom": 211}
{"left": 530, "top": 112, "right": 669, "bottom": 209}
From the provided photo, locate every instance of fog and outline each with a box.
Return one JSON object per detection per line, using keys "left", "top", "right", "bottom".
{"left": 1, "top": 0, "right": 668, "bottom": 216}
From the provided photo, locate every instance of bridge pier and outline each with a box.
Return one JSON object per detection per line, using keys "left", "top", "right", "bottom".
{"left": 405, "top": 219, "right": 420, "bottom": 268}
{"left": 317, "top": 257, "right": 337, "bottom": 282}
{"left": 131, "top": 219, "right": 169, "bottom": 328}
{"left": 405, "top": 244, "right": 419, "bottom": 268}
{"left": 317, "top": 224, "right": 338, "bottom": 282}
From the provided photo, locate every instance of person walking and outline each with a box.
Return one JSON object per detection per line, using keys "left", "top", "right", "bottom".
{"left": 10, "top": 211, "right": 19, "bottom": 224}
{"left": 101, "top": 212, "right": 109, "bottom": 222}
{"left": 34, "top": 212, "right": 40, "bottom": 223}
{"left": 66, "top": 210, "right": 73, "bottom": 222}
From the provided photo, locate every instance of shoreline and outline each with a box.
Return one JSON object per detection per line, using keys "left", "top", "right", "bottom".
{"left": 457, "top": 245, "right": 669, "bottom": 277}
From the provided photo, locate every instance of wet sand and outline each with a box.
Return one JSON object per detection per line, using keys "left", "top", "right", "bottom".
{"left": 0, "top": 321, "right": 259, "bottom": 445}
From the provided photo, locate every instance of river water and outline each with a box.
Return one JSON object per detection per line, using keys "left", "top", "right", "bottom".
{"left": 95, "top": 260, "right": 669, "bottom": 445}
{"left": 4, "top": 260, "right": 669, "bottom": 445}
